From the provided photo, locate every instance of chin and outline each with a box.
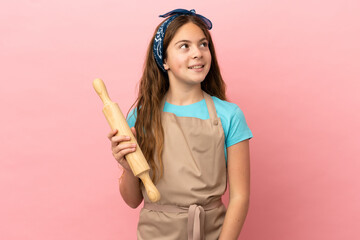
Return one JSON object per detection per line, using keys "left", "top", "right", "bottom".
{"left": 187, "top": 78, "right": 206, "bottom": 85}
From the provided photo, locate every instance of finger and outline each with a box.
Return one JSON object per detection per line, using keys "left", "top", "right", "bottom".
{"left": 131, "top": 127, "right": 136, "bottom": 137}
{"left": 114, "top": 147, "right": 137, "bottom": 161}
{"left": 112, "top": 135, "right": 131, "bottom": 142}
{"left": 113, "top": 142, "right": 137, "bottom": 154}
{"left": 110, "top": 135, "right": 131, "bottom": 148}
{"left": 107, "top": 129, "right": 118, "bottom": 140}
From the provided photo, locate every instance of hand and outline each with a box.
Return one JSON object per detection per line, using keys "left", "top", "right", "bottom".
{"left": 107, "top": 127, "right": 137, "bottom": 172}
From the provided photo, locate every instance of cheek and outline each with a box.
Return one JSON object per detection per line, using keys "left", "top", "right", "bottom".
{"left": 171, "top": 56, "right": 188, "bottom": 69}
{"left": 206, "top": 51, "right": 212, "bottom": 62}
{"left": 204, "top": 52, "right": 211, "bottom": 67}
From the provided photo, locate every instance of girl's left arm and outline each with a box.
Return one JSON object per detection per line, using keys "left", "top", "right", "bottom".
{"left": 219, "top": 139, "right": 250, "bottom": 240}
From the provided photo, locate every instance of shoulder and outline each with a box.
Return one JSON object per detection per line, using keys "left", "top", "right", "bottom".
{"left": 211, "top": 96, "right": 253, "bottom": 147}
{"left": 211, "top": 96, "right": 245, "bottom": 120}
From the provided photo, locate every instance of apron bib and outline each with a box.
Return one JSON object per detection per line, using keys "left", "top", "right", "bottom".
{"left": 137, "top": 92, "right": 227, "bottom": 240}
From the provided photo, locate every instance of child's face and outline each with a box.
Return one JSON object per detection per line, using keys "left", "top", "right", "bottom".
{"left": 164, "top": 22, "right": 211, "bottom": 88}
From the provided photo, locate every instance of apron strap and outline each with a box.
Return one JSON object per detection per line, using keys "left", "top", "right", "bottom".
{"left": 160, "top": 91, "right": 219, "bottom": 126}
{"left": 160, "top": 91, "right": 218, "bottom": 121}
{"left": 203, "top": 92, "right": 219, "bottom": 125}
{"left": 144, "top": 199, "right": 222, "bottom": 240}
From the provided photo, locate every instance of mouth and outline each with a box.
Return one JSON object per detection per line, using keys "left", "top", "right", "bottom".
{"left": 188, "top": 64, "right": 205, "bottom": 70}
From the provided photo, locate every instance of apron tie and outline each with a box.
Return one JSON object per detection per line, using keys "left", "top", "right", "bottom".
{"left": 188, "top": 204, "right": 205, "bottom": 240}
{"left": 144, "top": 199, "right": 222, "bottom": 240}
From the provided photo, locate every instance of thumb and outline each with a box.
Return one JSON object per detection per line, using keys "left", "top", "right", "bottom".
{"left": 131, "top": 127, "right": 137, "bottom": 137}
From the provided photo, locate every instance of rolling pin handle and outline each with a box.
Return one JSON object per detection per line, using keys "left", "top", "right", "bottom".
{"left": 93, "top": 78, "right": 112, "bottom": 106}
{"left": 138, "top": 172, "right": 161, "bottom": 203}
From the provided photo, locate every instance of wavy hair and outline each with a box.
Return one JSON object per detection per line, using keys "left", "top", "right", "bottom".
{"left": 128, "top": 15, "right": 227, "bottom": 182}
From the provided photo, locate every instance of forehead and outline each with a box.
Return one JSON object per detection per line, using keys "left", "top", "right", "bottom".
{"left": 171, "top": 22, "right": 207, "bottom": 42}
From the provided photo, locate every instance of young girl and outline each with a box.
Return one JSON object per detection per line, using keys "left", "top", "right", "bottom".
{"left": 107, "top": 9, "right": 253, "bottom": 240}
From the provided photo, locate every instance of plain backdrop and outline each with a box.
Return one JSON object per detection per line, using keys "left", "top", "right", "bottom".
{"left": 1, "top": 0, "right": 359, "bottom": 239}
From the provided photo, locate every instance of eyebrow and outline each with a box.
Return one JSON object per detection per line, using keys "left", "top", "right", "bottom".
{"left": 174, "top": 38, "right": 208, "bottom": 45}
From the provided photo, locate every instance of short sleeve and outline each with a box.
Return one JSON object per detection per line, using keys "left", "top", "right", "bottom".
{"left": 226, "top": 106, "right": 253, "bottom": 147}
{"left": 126, "top": 108, "right": 137, "bottom": 128}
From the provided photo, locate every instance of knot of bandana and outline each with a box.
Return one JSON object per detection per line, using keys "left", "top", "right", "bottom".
{"left": 153, "top": 9, "right": 213, "bottom": 72}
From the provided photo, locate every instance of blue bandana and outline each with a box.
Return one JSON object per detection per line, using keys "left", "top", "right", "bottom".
{"left": 153, "top": 9, "right": 213, "bottom": 72}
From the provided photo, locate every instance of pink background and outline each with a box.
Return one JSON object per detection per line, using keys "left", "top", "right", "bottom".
{"left": 1, "top": 0, "right": 359, "bottom": 239}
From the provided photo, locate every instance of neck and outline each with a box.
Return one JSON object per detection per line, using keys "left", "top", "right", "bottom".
{"left": 166, "top": 84, "right": 203, "bottom": 105}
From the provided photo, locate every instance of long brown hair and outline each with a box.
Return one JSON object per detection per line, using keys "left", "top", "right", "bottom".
{"left": 128, "top": 15, "right": 227, "bottom": 182}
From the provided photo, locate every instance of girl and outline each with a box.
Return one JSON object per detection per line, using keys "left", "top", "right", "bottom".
{"left": 108, "top": 9, "right": 253, "bottom": 240}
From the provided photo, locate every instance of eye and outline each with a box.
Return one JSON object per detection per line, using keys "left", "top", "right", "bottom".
{"left": 200, "top": 41, "right": 208, "bottom": 48}
{"left": 180, "top": 43, "right": 189, "bottom": 49}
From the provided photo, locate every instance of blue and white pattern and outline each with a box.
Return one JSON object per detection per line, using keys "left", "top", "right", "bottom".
{"left": 153, "top": 9, "right": 213, "bottom": 72}
{"left": 153, "top": 15, "right": 177, "bottom": 72}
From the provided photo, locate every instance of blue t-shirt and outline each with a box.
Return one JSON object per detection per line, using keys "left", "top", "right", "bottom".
{"left": 126, "top": 96, "right": 253, "bottom": 162}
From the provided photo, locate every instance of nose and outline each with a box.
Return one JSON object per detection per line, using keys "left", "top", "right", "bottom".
{"left": 192, "top": 46, "right": 202, "bottom": 59}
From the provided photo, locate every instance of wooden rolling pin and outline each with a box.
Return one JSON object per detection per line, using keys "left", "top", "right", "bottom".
{"left": 93, "top": 78, "right": 160, "bottom": 203}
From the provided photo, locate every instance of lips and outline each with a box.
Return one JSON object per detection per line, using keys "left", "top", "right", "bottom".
{"left": 188, "top": 64, "right": 204, "bottom": 69}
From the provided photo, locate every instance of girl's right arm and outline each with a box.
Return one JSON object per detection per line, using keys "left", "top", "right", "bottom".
{"left": 108, "top": 128, "right": 144, "bottom": 208}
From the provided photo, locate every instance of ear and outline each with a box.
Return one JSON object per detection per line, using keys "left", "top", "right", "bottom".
{"left": 163, "top": 59, "right": 169, "bottom": 71}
